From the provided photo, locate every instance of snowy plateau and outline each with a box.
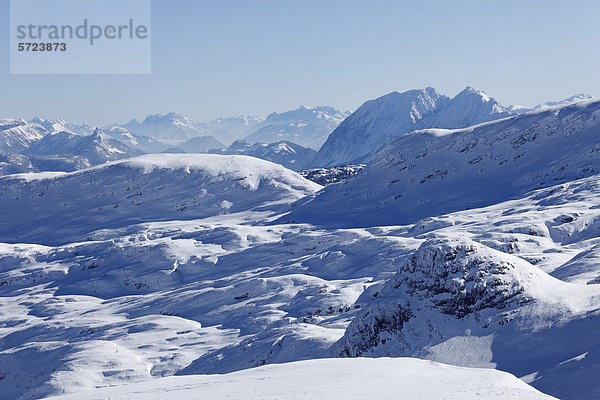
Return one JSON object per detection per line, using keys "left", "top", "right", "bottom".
{"left": 0, "top": 90, "right": 599, "bottom": 399}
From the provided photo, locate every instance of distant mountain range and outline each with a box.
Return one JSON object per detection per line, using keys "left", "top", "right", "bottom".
{"left": 120, "top": 112, "right": 214, "bottom": 144}
{"left": 245, "top": 106, "right": 350, "bottom": 150}
{"left": 0, "top": 105, "right": 349, "bottom": 174}
{"left": 209, "top": 139, "right": 316, "bottom": 171}
{"left": 108, "top": 106, "right": 349, "bottom": 151}
{"left": 0, "top": 91, "right": 595, "bottom": 175}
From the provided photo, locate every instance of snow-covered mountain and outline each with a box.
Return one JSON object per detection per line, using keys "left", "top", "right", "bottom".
{"left": 210, "top": 139, "right": 316, "bottom": 170}
{"left": 108, "top": 107, "right": 347, "bottom": 151}
{"left": 433, "top": 86, "right": 512, "bottom": 127}
{"left": 509, "top": 94, "right": 597, "bottom": 114}
{"left": 0, "top": 153, "right": 90, "bottom": 175}
{"left": 25, "top": 128, "right": 141, "bottom": 166}
{"left": 0, "top": 119, "right": 49, "bottom": 153}
{"left": 178, "top": 136, "right": 226, "bottom": 153}
{"left": 311, "top": 87, "right": 513, "bottom": 167}
{"left": 103, "top": 126, "right": 167, "bottom": 153}
{"left": 0, "top": 117, "right": 142, "bottom": 160}
{"left": 0, "top": 120, "right": 151, "bottom": 173}
{"left": 245, "top": 106, "right": 350, "bottom": 150}
{"left": 206, "top": 115, "right": 265, "bottom": 145}
{"left": 291, "top": 98, "right": 600, "bottom": 227}
{"left": 30, "top": 117, "right": 95, "bottom": 136}
{"left": 119, "top": 112, "right": 213, "bottom": 145}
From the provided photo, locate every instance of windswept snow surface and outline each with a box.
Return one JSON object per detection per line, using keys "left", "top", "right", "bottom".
{"left": 46, "top": 358, "right": 555, "bottom": 400}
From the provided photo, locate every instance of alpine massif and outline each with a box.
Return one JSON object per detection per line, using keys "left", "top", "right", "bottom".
{"left": 311, "top": 87, "right": 512, "bottom": 167}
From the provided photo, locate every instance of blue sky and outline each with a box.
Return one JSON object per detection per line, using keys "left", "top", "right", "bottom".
{"left": 1, "top": 0, "right": 599, "bottom": 125}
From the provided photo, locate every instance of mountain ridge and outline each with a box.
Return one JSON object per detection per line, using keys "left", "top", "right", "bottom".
{"left": 311, "top": 86, "right": 513, "bottom": 167}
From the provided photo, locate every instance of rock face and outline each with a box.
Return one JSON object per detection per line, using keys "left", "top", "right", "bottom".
{"left": 333, "top": 237, "right": 600, "bottom": 399}
{"left": 298, "top": 164, "right": 367, "bottom": 185}
{"left": 290, "top": 98, "right": 600, "bottom": 228}
{"left": 311, "top": 87, "right": 512, "bottom": 167}
{"left": 334, "top": 238, "right": 533, "bottom": 358}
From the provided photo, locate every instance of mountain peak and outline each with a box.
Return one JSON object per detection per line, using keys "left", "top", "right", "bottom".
{"left": 457, "top": 86, "right": 492, "bottom": 102}
{"left": 311, "top": 86, "right": 514, "bottom": 167}
{"left": 143, "top": 112, "right": 188, "bottom": 124}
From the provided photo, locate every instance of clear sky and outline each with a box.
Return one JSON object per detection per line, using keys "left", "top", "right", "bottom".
{"left": 1, "top": 0, "right": 599, "bottom": 125}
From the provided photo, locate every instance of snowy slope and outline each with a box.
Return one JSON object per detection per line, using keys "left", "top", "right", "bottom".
{"left": 2, "top": 159, "right": 600, "bottom": 398}
{"left": 5, "top": 97, "right": 600, "bottom": 399}
{"left": 311, "top": 87, "right": 512, "bottom": 167}
{"left": 333, "top": 237, "right": 600, "bottom": 399}
{"left": 0, "top": 154, "right": 320, "bottom": 245}
{"left": 0, "top": 153, "right": 90, "bottom": 175}
{"left": 46, "top": 358, "right": 554, "bottom": 400}
{"left": 245, "top": 106, "right": 350, "bottom": 150}
{"left": 211, "top": 139, "right": 317, "bottom": 170}
{"left": 291, "top": 98, "right": 600, "bottom": 227}
{"left": 510, "top": 94, "right": 597, "bottom": 114}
